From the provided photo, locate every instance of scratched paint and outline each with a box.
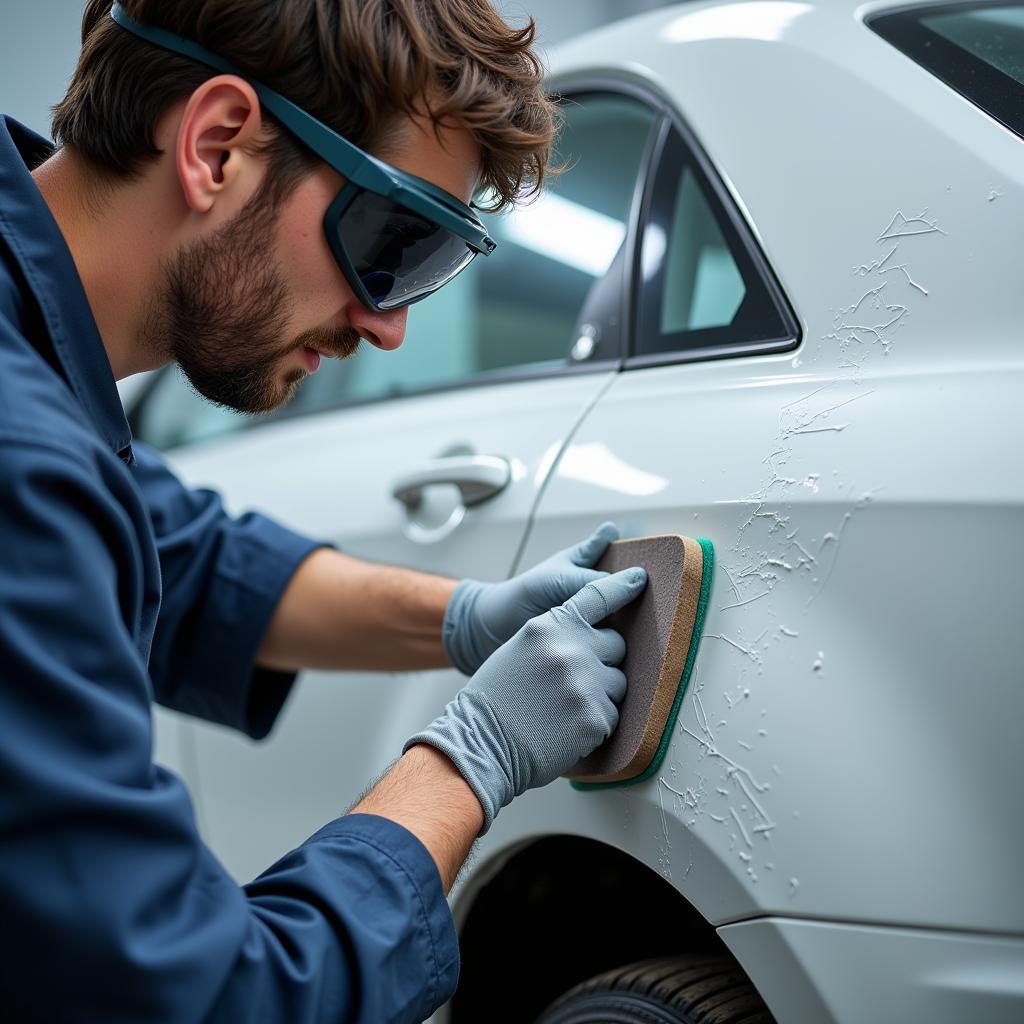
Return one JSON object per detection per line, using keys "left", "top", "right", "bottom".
{"left": 664, "top": 205, "right": 945, "bottom": 900}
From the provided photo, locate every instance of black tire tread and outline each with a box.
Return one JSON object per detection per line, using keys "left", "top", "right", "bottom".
{"left": 538, "top": 955, "right": 775, "bottom": 1024}
{"left": 696, "top": 990, "right": 770, "bottom": 1023}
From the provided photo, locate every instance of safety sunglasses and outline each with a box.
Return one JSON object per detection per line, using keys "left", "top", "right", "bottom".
{"left": 110, "top": 3, "right": 496, "bottom": 311}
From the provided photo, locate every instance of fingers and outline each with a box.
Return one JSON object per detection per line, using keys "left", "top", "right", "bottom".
{"left": 591, "top": 626, "right": 626, "bottom": 667}
{"left": 596, "top": 698, "right": 620, "bottom": 744}
{"left": 539, "top": 566, "right": 605, "bottom": 608}
{"left": 566, "top": 520, "right": 619, "bottom": 567}
{"left": 603, "top": 665, "right": 627, "bottom": 705}
{"left": 565, "top": 566, "right": 647, "bottom": 626}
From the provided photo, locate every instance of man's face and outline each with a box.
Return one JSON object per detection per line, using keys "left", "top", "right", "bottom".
{"left": 157, "top": 116, "right": 481, "bottom": 414}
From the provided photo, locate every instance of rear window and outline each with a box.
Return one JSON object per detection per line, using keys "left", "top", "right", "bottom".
{"left": 869, "top": 3, "right": 1024, "bottom": 140}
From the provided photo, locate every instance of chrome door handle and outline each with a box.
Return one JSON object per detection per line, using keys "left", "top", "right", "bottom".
{"left": 391, "top": 455, "right": 511, "bottom": 510}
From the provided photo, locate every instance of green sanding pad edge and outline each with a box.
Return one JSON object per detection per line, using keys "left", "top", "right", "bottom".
{"left": 570, "top": 537, "right": 714, "bottom": 792}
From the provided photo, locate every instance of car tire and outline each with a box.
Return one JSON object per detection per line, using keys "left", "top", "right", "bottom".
{"left": 534, "top": 954, "right": 776, "bottom": 1024}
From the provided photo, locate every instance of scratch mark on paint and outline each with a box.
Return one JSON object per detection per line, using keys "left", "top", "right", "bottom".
{"left": 737, "top": 740, "right": 753, "bottom": 751}
{"left": 738, "top": 564, "right": 777, "bottom": 583}
{"left": 731, "top": 808, "right": 753, "bottom": 848}
{"left": 719, "top": 589, "right": 772, "bottom": 611}
{"left": 659, "top": 777, "right": 687, "bottom": 800}
{"left": 876, "top": 208, "right": 946, "bottom": 241}
{"left": 880, "top": 262, "right": 928, "bottom": 295}
{"left": 693, "top": 691, "right": 716, "bottom": 744}
{"left": 731, "top": 770, "right": 773, "bottom": 824}
{"left": 844, "top": 282, "right": 888, "bottom": 317}
{"left": 815, "top": 390, "right": 877, "bottom": 419}
{"left": 779, "top": 626, "right": 799, "bottom": 638}
{"left": 790, "top": 538, "right": 816, "bottom": 564}
{"left": 679, "top": 724, "right": 771, "bottom": 800}
{"left": 721, "top": 562, "right": 744, "bottom": 603}
{"left": 705, "top": 633, "right": 760, "bottom": 662}
{"left": 782, "top": 387, "right": 875, "bottom": 440}
{"left": 657, "top": 781, "right": 672, "bottom": 877}
{"left": 780, "top": 384, "right": 833, "bottom": 411}
{"left": 789, "top": 424, "right": 848, "bottom": 435}
{"left": 853, "top": 243, "right": 899, "bottom": 276}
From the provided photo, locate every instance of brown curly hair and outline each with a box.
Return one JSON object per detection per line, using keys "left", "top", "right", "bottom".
{"left": 52, "top": 0, "right": 560, "bottom": 210}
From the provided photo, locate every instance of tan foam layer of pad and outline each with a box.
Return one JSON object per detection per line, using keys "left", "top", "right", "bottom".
{"left": 565, "top": 534, "right": 704, "bottom": 784}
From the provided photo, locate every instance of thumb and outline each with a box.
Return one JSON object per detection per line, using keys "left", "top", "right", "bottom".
{"left": 564, "top": 566, "right": 647, "bottom": 626}
{"left": 566, "top": 520, "right": 619, "bottom": 567}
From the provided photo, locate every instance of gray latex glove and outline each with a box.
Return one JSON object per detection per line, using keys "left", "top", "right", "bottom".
{"left": 442, "top": 521, "right": 620, "bottom": 676}
{"left": 405, "top": 566, "right": 647, "bottom": 834}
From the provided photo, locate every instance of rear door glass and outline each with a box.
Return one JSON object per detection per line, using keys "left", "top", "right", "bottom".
{"left": 632, "top": 123, "right": 797, "bottom": 365}
{"left": 869, "top": 3, "right": 1024, "bottom": 140}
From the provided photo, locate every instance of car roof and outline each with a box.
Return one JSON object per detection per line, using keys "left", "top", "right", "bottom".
{"left": 544, "top": 0, "right": 1022, "bottom": 348}
{"left": 549, "top": 0, "right": 965, "bottom": 78}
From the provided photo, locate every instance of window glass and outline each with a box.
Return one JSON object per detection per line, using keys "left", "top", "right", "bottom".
{"left": 870, "top": 3, "right": 1024, "bottom": 140}
{"left": 925, "top": 7, "right": 1024, "bottom": 84}
{"left": 635, "top": 128, "right": 793, "bottom": 360}
{"left": 658, "top": 168, "right": 745, "bottom": 334}
{"left": 132, "top": 94, "right": 657, "bottom": 451}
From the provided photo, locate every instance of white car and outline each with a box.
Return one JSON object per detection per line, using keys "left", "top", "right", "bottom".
{"left": 131, "top": 1, "right": 1024, "bottom": 1020}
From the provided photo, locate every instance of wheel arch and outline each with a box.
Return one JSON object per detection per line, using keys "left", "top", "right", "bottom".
{"left": 449, "top": 834, "right": 741, "bottom": 1022}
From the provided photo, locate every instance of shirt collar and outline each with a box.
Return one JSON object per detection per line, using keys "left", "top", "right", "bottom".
{"left": 0, "top": 116, "right": 133, "bottom": 464}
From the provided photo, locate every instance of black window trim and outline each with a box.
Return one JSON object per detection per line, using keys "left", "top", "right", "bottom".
{"left": 868, "top": 1, "right": 1024, "bottom": 143}
{"left": 128, "top": 82, "right": 664, "bottom": 444}
{"left": 594, "top": 76, "right": 800, "bottom": 371}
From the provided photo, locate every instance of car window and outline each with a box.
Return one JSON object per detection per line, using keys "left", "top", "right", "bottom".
{"left": 632, "top": 125, "right": 796, "bottom": 363}
{"left": 869, "top": 3, "right": 1024, "bottom": 141}
{"left": 132, "top": 93, "right": 658, "bottom": 451}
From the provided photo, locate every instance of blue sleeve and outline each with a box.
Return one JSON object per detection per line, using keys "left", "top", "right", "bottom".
{"left": 0, "top": 440, "right": 459, "bottom": 1022}
{"left": 131, "top": 442, "right": 325, "bottom": 738}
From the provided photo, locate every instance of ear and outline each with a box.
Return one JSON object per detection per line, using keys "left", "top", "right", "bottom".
{"left": 174, "top": 76, "right": 265, "bottom": 214}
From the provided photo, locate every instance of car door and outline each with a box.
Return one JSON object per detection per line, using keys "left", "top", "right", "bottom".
{"left": 134, "top": 90, "right": 661, "bottom": 882}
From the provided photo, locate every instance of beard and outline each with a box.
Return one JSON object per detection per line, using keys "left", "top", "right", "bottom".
{"left": 150, "top": 187, "right": 361, "bottom": 415}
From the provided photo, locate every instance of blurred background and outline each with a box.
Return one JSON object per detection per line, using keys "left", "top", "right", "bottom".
{"left": 1, "top": 1, "right": 678, "bottom": 137}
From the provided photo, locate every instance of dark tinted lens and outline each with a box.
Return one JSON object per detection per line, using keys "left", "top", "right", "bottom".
{"left": 336, "top": 191, "right": 476, "bottom": 309}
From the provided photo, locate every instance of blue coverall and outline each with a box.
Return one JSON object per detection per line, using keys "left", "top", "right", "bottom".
{"left": 0, "top": 115, "right": 459, "bottom": 1023}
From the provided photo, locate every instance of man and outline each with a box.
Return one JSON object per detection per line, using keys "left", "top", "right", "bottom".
{"left": 0, "top": 1, "right": 648, "bottom": 1021}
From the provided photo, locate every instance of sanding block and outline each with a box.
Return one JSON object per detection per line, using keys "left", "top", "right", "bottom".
{"left": 567, "top": 534, "right": 714, "bottom": 789}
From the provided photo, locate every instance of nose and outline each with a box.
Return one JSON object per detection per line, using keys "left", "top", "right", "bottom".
{"left": 346, "top": 301, "right": 409, "bottom": 351}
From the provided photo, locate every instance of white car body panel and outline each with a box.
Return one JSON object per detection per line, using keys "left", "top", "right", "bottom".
{"left": 148, "top": 0, "right": 1024, "bottom": 1018}
{"left": 720, "top": 918, "right": 1024, "bottom": 1022}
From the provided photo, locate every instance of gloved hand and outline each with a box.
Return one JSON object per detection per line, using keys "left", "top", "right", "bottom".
{"left": 442, "top": 520, "right": 620, "bottom": 676}
{"left": 405, "top": 566, "right": 647, "bottom": 834}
